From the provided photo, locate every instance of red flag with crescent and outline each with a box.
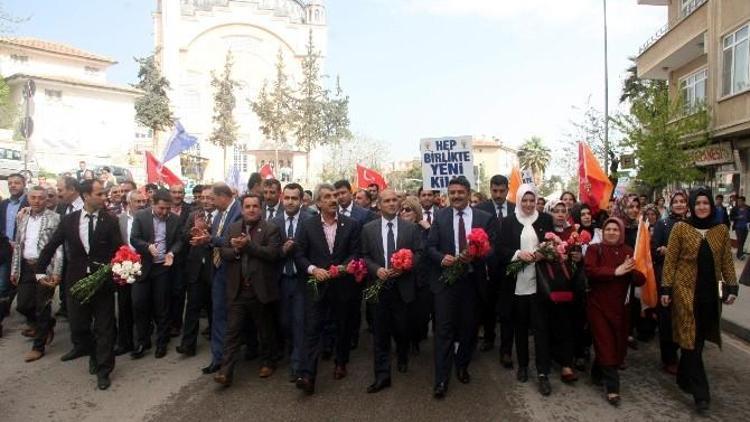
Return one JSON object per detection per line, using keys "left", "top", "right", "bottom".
{"left": 356, "top": 164, "right": 388, "bottom": 190}
{"left": 259, "top": 163, "right": 275, "bottom": 180}
{"left": 145, "top": 151, "right": 182, "bottom": 186}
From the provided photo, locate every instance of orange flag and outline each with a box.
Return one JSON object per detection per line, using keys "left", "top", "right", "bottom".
{"left": 507, "top": 166, "right": 521, "bottom": 204}
{"left": 578, "top": 142, "right": 614, "bottom": 214}
{"left": 634, "top": 219, "right": 658, "bottom": 309}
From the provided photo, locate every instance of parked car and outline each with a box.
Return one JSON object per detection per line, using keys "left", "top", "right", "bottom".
{"left": 61, "top": 164, "right": 134, "bottom": 183}
{"left": 0, "top": 145, "right": 39, "bottom": 180}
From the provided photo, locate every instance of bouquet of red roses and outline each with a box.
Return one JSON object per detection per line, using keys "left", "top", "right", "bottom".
{"left": 307, "top": 258, "right": 369, "bottom": 300}
{"left": 364, "top": 249, "right": 414, "bottom": 303}
{"left": 441, "top": 228, "right": 491, "bottom": 286}
{"left": 71, "top": 245, "right": 143, "bottom": 304}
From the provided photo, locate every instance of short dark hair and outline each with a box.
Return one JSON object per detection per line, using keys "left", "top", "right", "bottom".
{"left": 417, "top": 187, "right": 438, "bottom": 196}
{"left": 7, "top": 173, "right": 26, "bottom": 183}
{"left": 489, "top": 175, "right": 509, "bottom": 187}
{"left": 60, "top": 176, "right": 79, "bottom": 192}
{"left": 240, "top": 193, "right": 263, "bottom": 206}
{"left": 283, "top": 183, "right": 304, "bottom": 199}
{"left": 334, "top": 180, "right": 352, "bottom": 191}
{"left": 304, "top": 190, "right": 313, "bottom": 197}
{"left": 192, "top": 184, "right": 204, "bottom": 196}
{"left": 357, "top": 189, "right": 373, "bottom": 201}
{"left": 716, "top": 194, "right": 724, "bottom": 200}
{"left": 367, "top": 183, "right": 379, "bottom": 191}
{"left": 739, "top": 196, "right": 746, "bottom": 202}
{"left": 262, "top": 178, "right": 281, "bottom": 192}
{"left": 152, "top": 189, "right": 173, "bottom": 205}
{"left": 79, "top": 179, "right": 100, "bottom": 197}
{"left": 247, "top": 172, "right": 263, "bottom": 190}
{"left": 537, "top": 197, "right": 547, "bottom": 204}
{"left": 560, "top": 191, "right": 577, "bottom": 201}
{"left": 145, "top": 183, "right": 158, "bottom": 191}
{"left": 120, "top": 180, "right": 137, "bottom": 190}
{"left": 212, "top": 183, "right": 233, "bottom": 198}
{"left": 101, "top": 166, "right": 111, "bottom": 173}
{"left": 447, "top": 176, "right": 471, "bottom": 191}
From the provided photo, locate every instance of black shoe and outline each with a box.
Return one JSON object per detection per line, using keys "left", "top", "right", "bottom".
{"left": 97, "top": 374, "right": 111, "bottom": 390}
{"left": 202, "top": 363, "right": 221, "bottom": 374}
{"left": 295, "top": 377, "right": 315, "bottom": 395}
{"left": 155, "top": 346, "right": 167, "bottom": 359}
{"left": 606, "top": 394, "right": 621, "bottom": 407}
{"left": 500, "top": 353, "right": 514, "bottom": 369}
{"left": 695, "top": 400, "right": 710, "bottom": 414}
{"left": 176, "top": 345, "right": 196, "bottom": 357}
{"left": 479, "top": 341, "right": 494, "bottom": 352}
{"left": 60, "top": 349, "right": 89, "bottom": 362}
{"left": 288, "top": 373, "right": 299, "bottom": 383}
{"left": 321, "top": 349, "right": 332, "bottom": 361}
{"left": 244, "top": 349, "right": 258, "bottom": 361}
{"left": 88, "top": 357, "right": 98, "bottom": 375}
{"left": 433, "top": 382, "right": 447, "bottom": 399}
{"left": 517, "top": 367, "right": 529, "bottom": 383}
{"left": 398, "top": 362, "right": 408, "bottom": 373}
{"left": 411, "top": 343, "right": 420, "bottom": 356}
{"left": 574, "top": 357, "right": 587, "bottom": 372}
{"left": 130, "top": 344, "right": 147, "bottom": 360}
{"left": 456, "top": 367, "right": 471, "bottom": 384}
{"left": 538, "top": 375, "right": 552, "bottom": 396}
{"left": 169, "top": 326, "right": 181, "bottom": 338}
{"left": 367, "top": 378, "right": 392, "bottom": 394}
{"left": 113, "top": 345, "right": 133, "bottom": 356}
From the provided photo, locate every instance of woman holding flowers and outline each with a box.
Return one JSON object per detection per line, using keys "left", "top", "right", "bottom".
{"left": 498, "top": 184, "right": 554, "bottom": 395}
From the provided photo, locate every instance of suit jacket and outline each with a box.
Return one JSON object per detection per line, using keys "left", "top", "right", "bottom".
{"left": 497, "top": 212, "right": 554, "bottom": 292}
{"left": 182, "top": 209, "right": 214, "bottom": 282}
{"left": 118, "top": 212, "right": 131, "bottom": 246}
{"left": 360, "top": 217, "right": 422, "bottom": 303}
{"left": 211, "top": 199, "right": 242, "bottom": 249}
{"left": 272, "top": 208, "right": 315, "bottom": 277}
{"left": 475, "top": 200, "right": 516, "bottom": 290}
{"left": 37, "top": 209, "right": 123, "bottom": 287}
{"left": 294, "top": 214, "right": 361, "bottom": 301}
{"left": 342, "top": 204, "right": 375, "bottom": 226}
{"left": 426, "top": 206, "right": 497, "bottom": 294}
{"left": 0, "top": 195, "right": 29, "bottom": 263}
{"left": 262, "top": 201, "right": 283, "bottom": 221}
{"left": 220, "top": 219, "right": 282, "bottom": 304}
{"left": 11, "top": 209, "right": 63, "bottom": 278}
{"left": 130, "top": 208, "right": 184, "bottom": 280}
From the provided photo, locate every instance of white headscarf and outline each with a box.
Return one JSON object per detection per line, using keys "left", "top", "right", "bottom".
{"left": 513, "top": 184, "right": 539, "bottom": 295}
{"left": 514, "top": 184, "right": 539, "bottom": 226}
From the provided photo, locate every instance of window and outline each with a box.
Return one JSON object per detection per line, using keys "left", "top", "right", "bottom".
{"left": 681, "top": 0, "right": 704, "bottom": 18}
{"left": 84, "top": 66, "right": 100, "bottom": 75}
{"left": 45, "top": 89, "right": 63, "bottom": 101}
{"left": 233, "top": 144, "right": 248, "bottom": 172}
{"left": 722, "top": 23, "right": 750, "bottom": 97}
{"left": 10, "top": 54, "right": 28, "bottom": 63}
{"left": 680, "top": 68, "right": 707, "bottom": 111}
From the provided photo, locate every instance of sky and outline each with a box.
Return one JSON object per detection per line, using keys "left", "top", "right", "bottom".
{"left": 3, "top": 0, "right": 666, "bottom": 163}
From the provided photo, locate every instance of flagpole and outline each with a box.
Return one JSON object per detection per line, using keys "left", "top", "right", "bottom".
{"left": 603, "top": 0, "right": 610, "bottom": 175}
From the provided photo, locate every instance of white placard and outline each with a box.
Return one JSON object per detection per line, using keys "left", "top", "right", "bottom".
{"left": 420, "top": 136, "right": 475, "bottom": 192}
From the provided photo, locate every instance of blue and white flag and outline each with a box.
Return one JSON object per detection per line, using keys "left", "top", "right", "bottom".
{"left": 162, "top": 120, "right": 198, "bottom": 163}
{"left": 226, "top": 164, "right": 243, "bottom": 193}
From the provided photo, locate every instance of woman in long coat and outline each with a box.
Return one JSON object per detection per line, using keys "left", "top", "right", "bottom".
{"left": 661, "top": 188, "right": 738, "bottom": 414}
{"left": 584, "top": 217, "right": 645, "bottom": 406}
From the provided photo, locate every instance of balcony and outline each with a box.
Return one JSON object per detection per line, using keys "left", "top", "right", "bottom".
{"left": 637, "top": 0, "right": 708, "bottom": 80}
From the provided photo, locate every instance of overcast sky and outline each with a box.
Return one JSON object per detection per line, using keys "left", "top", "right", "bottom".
{"left": 4, "top": 0, "right": 666, "bottom": 162}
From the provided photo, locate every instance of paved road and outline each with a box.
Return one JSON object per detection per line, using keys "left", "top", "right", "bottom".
{"left": 2, "top": 307, "right": 750, "bottom": 422}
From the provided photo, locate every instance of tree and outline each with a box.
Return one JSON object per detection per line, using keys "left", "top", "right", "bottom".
{"left": 322, "top": 76, "right": 353, "bottom": 146}
{"left": 319, "top": 134, "right": 387, "bottom": 182}
{"left": 208, "top": 50, "right": 240, "bottom": 176}
{"left": 556, "top": 98, "right": 615, "bottom": 179}
{"left": 133, "top": 52, "right": 173, "bottom": 152}
{"left": 0, "top": 77, "right": 16, "bottom": 129}
{"left": 518, "top": 136, "right": 551, "bottom": 187}
{"left": 252, "top": 49, "right": 295, "bottom": 150}
{"left": 538, "top": 175, "right": 564, "bottom": 198}
{"left": 614, "top": 74, "right": 709, "bottom": 192}
{"left": 0, "top": 3, "right": 25, "bottom": 34}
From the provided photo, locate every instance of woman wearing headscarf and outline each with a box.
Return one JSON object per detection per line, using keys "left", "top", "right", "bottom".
{"left": 499, "top": 185, "right": 555, "bottom": 396}
{"left": 650, "top": 189, "right": 688, "bottom": 375}
{"left": 585, "top": 217, "right": 645, "bottom": 406}
{"left": 661, "top": 188, "right": 738, "bottom": 414}
{"left": 548, "top": 199, "right": 576, "bottom": 241}
{"left": 614, "top": 195, "right": 648, "bottom": 347}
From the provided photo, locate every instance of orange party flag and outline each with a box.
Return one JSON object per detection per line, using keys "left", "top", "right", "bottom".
{"left": 508, "top": 166, "right": 521, "bottom": 204}
{"left": 634, "top": 219, "right": 658, "bottom": 309}
{"left": 578, "top": 142, "right": 614, "bottom": 215}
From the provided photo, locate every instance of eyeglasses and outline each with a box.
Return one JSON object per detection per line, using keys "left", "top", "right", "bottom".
{"left": 400, "top": 208, "right": 413, "bottom": 213}
{"left": 47, "top": 194, "right": 55, "bottom": 198}
{"left": 170, "top": 191, "right": 185, "bottom": 194}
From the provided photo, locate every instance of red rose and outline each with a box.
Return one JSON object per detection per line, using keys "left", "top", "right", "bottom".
{"left": 328, "top": 265, "right": 340, "bottom": 278}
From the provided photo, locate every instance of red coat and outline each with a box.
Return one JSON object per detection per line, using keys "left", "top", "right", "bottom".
{"left": 584, "top": 243, "right": 645, "bottom": 367}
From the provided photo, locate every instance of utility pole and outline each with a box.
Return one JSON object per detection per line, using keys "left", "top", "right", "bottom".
{"left": 603, "top": 0, "right": 610, "bottom": 175}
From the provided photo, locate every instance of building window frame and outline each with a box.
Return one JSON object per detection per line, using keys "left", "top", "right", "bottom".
{"left": 680, "top": 67, "right": 708, "bottom": 112}
{"left": 680, "top": 0, "right": 705, "bottom": 18}
{"left": 44, "top": 89, "right": 63, "bottom": 101}
{"left": 721, "top": 22, "right": 750, "bottom": 98}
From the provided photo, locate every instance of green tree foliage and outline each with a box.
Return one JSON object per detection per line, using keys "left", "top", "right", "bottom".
{"left": 0, "top": 77, "right": 16, "bottom": 129}
{"left": 319, "top": 134, "right": 386, "bottom": 183}
{"left": 133, "top": 52, "right": 173, "bottom": 151}
{"left": 252, "top": 49, "right": 294, "bottom": 147}
{"left": 518, "top": 136, "right": 552, "bottom": 187}
{"left": 208, "top": 50, "right": 239, "bottom": 176}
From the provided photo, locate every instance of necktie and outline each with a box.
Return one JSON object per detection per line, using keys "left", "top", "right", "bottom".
{"left": 496, "top": 204, "right": 502, "bottom": 218}
{"left": 86, "top": 213, "right": 95, "bottom": 254}
{"left": 267, "top": 206, "right": 275, "bottom": 220}
{"left": 285, "top": 216, "right": 295, "bottom": 275}
{"left": 386, "top": 221, "right": 395, "bottom": 269}
{"left": 425, "top": 210, "right": 432, "bottom": 224}
{"left": 458, "top": 210, "right": 467, "bottom": 252}
{"left": 212, "top": 211, "right": 227, "bottom": 268}
{"left": 205, "top": 211, "right": 212, "bottom": 226}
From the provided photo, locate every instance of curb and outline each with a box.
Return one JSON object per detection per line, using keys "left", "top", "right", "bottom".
{"left": 723, "top": 317, "right": 750, "bottom": 343}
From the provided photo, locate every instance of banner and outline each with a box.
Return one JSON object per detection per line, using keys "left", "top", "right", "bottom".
{"left": 420, "top": 136, "right": 475, "bottom": 192}
{"left": 356, "top": 164, "right": 387, "bottom": 190}
{"left": 145, "top": 151, "right": 182, "bottom": 186}
{"left": 578, "top": 142, "right": 613, "bottom": 214}
{"left": 634, "top": 219, "right": 658, "bottom": 309}
{"left": 508, "top": 167, "right": 535, "bottom": 203}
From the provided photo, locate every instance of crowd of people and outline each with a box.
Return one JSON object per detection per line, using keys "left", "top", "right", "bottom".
{"left": 0, "top": 168, "right": 742, "bottom": 415}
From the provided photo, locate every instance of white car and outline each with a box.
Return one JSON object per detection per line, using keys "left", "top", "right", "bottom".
{"left": 0, "top": 145, "right": 39, "bottom": 180}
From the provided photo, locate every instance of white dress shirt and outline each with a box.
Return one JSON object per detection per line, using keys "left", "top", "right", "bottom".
{"left": 452, "top": 206, "right": 473, "bottom": 255}
{"left": 381, "top": 217, "right": 398, "bottom": 268}
{"left": 284, "top": 211, "right": 301, "bottom": 238}
{"left": 79, "top": 210, "right": 99, "bottom": 254}
{"left": 339, "top": 202, "right": 353, "bottom": 217}
{"left": 125, "top": 213, "right": 135, "bottom": 248}
{"left": 22, "top": 213, "right": 44, "bottom": 260}
{"left": 495, "top": 201, "right": 508, "bottom": 218}
{"left": 67, "top": 197, "right": 84, "bottom": 215}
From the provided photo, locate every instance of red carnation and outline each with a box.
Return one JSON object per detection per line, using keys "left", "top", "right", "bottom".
{"left": 390, "top": 249, "right": 414, "bottom": 272}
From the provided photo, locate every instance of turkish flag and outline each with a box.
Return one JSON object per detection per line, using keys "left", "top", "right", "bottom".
{"left": 507, "top": 166, "right": 522, "bottom": 204}
{"left": 259, "top": 163, "right": 275, "bottom": 180}
{"left": 634, "top": 219, "right": 658, "bottom": 309}
{"left": 145, "top": 151, "right": 182, "bottom": 186}
{"left": 356, "top": 164, "right": 387, "bottom": 190}
{"left": 578, "top": 142, "right": 613, "bottom": 215}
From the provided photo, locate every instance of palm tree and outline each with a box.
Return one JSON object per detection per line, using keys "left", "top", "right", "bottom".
{"left": 518, "top": 136, "right": 551, "bottom": 187}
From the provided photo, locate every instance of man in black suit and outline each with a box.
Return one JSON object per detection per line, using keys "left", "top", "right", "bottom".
{"left": 52, "top": 176, "right": 81, "bottom": 320}
{"left": 427, "top": 176, "right": 497, "bottom": 399}
{"left": 475, "top": 175, "right": 516, "bottom": 366}
{"left": 213, "top": 194, "right": 282, "bottom": 386}
{"left": 272, "top": 183, "right": 313, "bottom": 382}
{"left": 0, "top": 173, "right": 28, "bottom": 336}
{"left": 130, "top": 189, "right": 184, "bottom": 359}
{"left": 294, "top": 183, "right": 361, "bottom": 395}
{"left": 168, "top": 183, "right": 191, "bottom": 337}
{"left": 262, "top": 179, "right": 283, "bottom": 221}
{"left": 361, "top": 189, "right": 422, "bottom": 393}
{"left": 177, "top": 186, "right": 216, "bottom": 357}
{"left": 37, "top": 179, "right": 123, "bottom": 390}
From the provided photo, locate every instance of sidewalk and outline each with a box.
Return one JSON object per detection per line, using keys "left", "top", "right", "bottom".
{"left": 724, "top": 257, "right": 750, "bottom": 342}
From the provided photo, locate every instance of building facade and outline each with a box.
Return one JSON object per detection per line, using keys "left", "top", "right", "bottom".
{"left": 0, "top": 37, "right": 143, "bottom": 176}
{"left": 154, "top": 0, "right": 328, "bottom": 184}
{"left": 636, "top": 0, "right": 750, "bottom": 196}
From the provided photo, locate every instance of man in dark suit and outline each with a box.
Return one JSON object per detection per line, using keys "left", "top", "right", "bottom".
{"left": 130, "top": 189, "right": 184, "bottom": 359}
{"left": 418, "top": 187, "right": 440, "bottom": 225}
{"left": 361, "top": 189, "right": 422, "bottom": 393}
{"left": 475, "top": 175, "right": 516, "bottom": 366}
{"left": 0, "top": 173, "right": 28, "bottom": 336}
{"left": 262, "top": 178, "right": 283, "bottom": 221}
{"left": 715, "top": 194, "right": 731, "bottom": 227}
{"left": 294, "top": 183, "right": 361, "bottom": 395}
{"left": 427, "top": 176, "right": 497, "bottom": 399}
{"left": 167, "top": 183, "right": 191, "bottom": 337}
{"left": 272, "top": 183, "right": 313, "bottom": 381}
{"left": 214, "top": 194, "right": 282, "bottom": 386}
{"left": 177, "top": 186, "right": 215, "bottom": 357}
{"left": 201, "top": 183, "right": 242, "bottom": 374}
{"left": 37, "top": 179, "right": 123, "bottom": 390}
